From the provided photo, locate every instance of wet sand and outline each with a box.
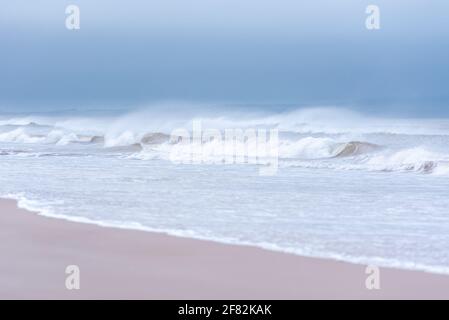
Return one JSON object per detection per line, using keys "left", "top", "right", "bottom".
{"left": 1, "top": 199, "right": 449, "bottom": 299}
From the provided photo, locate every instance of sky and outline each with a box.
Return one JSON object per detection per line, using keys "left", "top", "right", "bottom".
{"left": 1, "top": 0, "right": 449, "bottom": 116}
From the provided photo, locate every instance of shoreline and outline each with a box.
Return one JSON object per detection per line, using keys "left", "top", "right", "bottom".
{"left": 9, "top": 196, "right": 449, "bottom": 277}
{"left": 1, "top": 198, "right": 449, "bottom": 299}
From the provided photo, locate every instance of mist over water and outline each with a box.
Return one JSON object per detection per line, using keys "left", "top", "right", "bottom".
{"left": 2, "top": 1, "right": 449, "bottom": 115}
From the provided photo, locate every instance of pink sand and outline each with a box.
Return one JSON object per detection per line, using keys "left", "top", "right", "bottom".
{"left": 1, "top": 199, "right": 449, "bottom": 299}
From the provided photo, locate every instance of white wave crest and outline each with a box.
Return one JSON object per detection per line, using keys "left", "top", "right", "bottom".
{"left": 365, "top": 147, "right": 446, "bottom": 173}
{"left": 0, "top": 128, "right": 81, "bottom": 145}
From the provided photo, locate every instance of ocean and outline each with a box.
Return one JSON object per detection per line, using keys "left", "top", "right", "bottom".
{"left": 1, "top": 106, "right": 449, "bottom": 274}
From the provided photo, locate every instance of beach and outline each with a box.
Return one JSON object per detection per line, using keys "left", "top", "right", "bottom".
{"left": 1, "top": 198, "right": 449, "bottom": 299}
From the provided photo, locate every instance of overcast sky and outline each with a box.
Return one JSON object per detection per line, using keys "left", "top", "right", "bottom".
{"left": 1, "top": 0, "right": 449, "bottom": 115}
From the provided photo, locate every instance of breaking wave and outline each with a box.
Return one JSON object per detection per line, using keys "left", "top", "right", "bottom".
{"left": 278, "top": 137, "right": 380, "bottom": 159}
{"left": 1, "top": 108, "right": 449, "bottom": 175}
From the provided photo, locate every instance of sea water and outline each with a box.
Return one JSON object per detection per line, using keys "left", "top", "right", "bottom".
{"left": 1, "top": 107, "right": 449, "bottom": 274}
